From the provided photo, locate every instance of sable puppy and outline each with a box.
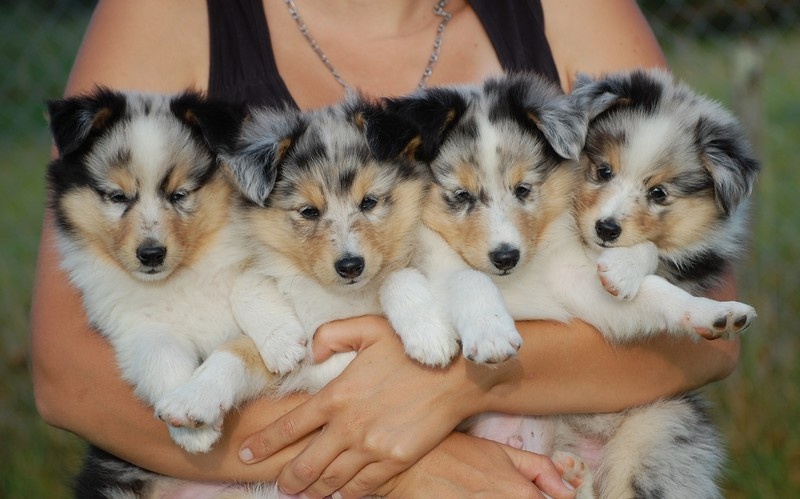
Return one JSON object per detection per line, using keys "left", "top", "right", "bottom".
{"left": 389, "top": 70, "right": 760, "bottom": 498}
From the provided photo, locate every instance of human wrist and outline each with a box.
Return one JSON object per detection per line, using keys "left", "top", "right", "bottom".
{"left": 440, "top": 351, "right": 514, "bottom": 419}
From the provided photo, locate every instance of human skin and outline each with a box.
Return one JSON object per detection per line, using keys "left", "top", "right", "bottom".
{"left": 30, "top": 0, "right": 739, "bottom": 497}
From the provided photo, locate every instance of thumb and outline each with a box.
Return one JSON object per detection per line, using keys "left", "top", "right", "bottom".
{"left": 502, "top": 445, "right": 577, "bottom": 499}
{"left": 311, "top": 316, "right": 387, "bottom": 362}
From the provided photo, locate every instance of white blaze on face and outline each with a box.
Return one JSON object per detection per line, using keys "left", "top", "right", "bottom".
{"left": 478, "top": 115, "right": 522, "bottom": 253}
{"left": 129, "top": 118, "right": 170, "bottom": 235}
{"left": 329, "top": 197, "right": 362, "bottom": 259}
{"left": 597, "top": 116, "right": 674, "bottom": 221}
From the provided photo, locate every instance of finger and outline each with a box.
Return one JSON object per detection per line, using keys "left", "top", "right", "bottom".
{"left": 335, "top": 461, "right": 400, "bottom": 499}
{"left": 312, "top": 316, "right": 387, "bottom": 362}
{"left": 503, "top": 446, "right": 576, "bottom": 499}
{"left": 296, "top": 450, "right": 370, "bottom": 498}
{"left": 239, "top": 404, "right": 326, "bottom": 464}
{"left": 311, "top": 322, "right": 361, "bottom": 363}
{"left": 276, "top": 430, "right": 350, "bottom": 495}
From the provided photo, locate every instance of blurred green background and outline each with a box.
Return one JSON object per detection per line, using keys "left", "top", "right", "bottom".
{"left": 1, "top": 1, "right": 798, "bottom": 497}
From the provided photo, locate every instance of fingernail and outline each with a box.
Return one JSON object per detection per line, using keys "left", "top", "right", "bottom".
{"left": 562, "top": 478, "right": 576, "bottom": 492}
{"left": 239, "top": 447, "right": 254, "bottom": 463}
{"left": 331, "top": 492, "right": 344, "bottom": 499}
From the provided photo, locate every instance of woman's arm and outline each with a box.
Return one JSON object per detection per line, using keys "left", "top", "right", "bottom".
{"left": 541, "top": 0, "right": 669, "bottom": 90}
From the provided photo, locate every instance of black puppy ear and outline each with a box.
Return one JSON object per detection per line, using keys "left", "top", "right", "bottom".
{"left": 171, "top": 92, "right": 247, "bottom": 154}
{"left": 357, "top": 106, "right": 421, "bottom": 162}
{"left": 222, "top": 107, "right": 306, "bottom": 206}
{"left": 385, "top": 87, "right": 467, "bottom": 162}
{"left": 571, "top": 69, "right": 668, "bottom": 121}
{"left": 695, "top": 115, "right": 760, "bottom": 215}
{"left": 506, "top": 74, "right": 587, "bottom": 161}
{"left": 46, "top": 87, "right": 127, "bottom": 156}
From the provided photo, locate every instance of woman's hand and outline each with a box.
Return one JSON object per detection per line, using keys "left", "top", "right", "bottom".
{"left": 377, "top": 432, "right": 577, "bottom": 499}
{"left": 238, "top": 315, "right": 495, "bottom": 497}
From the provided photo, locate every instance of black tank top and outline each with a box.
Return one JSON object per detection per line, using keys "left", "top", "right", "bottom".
{"left": 207, "top": 0, "right": 560, "bottom": 108}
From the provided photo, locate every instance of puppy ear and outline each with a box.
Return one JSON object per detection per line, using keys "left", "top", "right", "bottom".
{"left": 385, "top": 87, "right": 468, "bottom": 162}
{"left": 46, "top": 87, "right": 127, "bottom": 156}
{"left": 570, "top": 68, "right": 667, "bottom": 121}
{"left": 570, "top": 72, "right": 621, "bottom": 120}
{"left": 694, "top": 115, "right": 760, "bottom": 215}
{"left": 223, "top": 108, "right": 306, "bottom": 206}
{"left": 359, "top": 106, "right": 421, "bottom": 162}
{"left": 171, "top": 92, "right": 247, "bottom": 154}
{"left": 508, "top": 75, "right": 587, "bottom": 161}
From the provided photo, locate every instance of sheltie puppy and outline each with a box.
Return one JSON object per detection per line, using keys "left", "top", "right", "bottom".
{"left": 83, "top": 95, "right": 452, "bottom": 499}
{"left": 388, "top": 70, "right": 759, "bottom": 498}
{"left": 47, "top": 88, "right": 256, "bottom": 458}
{"left": 218, "top": 94, "right": 456, "bottom": 397}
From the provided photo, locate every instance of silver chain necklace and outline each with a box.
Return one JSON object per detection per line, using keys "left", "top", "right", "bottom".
{"left": 283, "top": 0, "right": 452, "bottom": 90}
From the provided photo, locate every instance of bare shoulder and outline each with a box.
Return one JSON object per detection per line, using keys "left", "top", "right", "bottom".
{"left": 540, "top": 0, "right": 667, "bottom": 90}
{"left": 66, "top": 0, "right": 209, "bottom": 97}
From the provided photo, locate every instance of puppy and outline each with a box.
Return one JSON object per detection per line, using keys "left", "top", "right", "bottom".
{"left": 221, "top": 94, "right": 457, "bottom": 399}
{"left": 47, "top": 88, "right": 257, "bottom": 458}
{"left": 89, "top": 95, "right": 452, "bottom": 499}
{"left": 389, "top": 70, "right": 759, "bottom": 498}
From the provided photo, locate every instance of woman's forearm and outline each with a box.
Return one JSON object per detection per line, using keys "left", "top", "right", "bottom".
{"left": 476, "top": 319, "right": 739, "bottom": 417}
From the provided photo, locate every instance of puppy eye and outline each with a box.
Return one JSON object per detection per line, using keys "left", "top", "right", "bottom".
{"left": 299, "top": 206, "right": 321, "bottom": 220}
{"left": 514, "top": 183, "right": 532, "bottom": 200}
{"left": 648, "top": 186, "right": 668, "bottom": 204}
{"left": 596, "top": 163, "right": 614, "bottom": 181}
{"left": 170, "top": 189, "right": 189, "bottom": 204}
{"left": 360, "top": 195, "right": 378, "bottom": 212}
{"left": 453, "top": 189, "right": 474, "bottom": 204}
{"left": 105, "top": 191, "right": 129, "bottom": 204}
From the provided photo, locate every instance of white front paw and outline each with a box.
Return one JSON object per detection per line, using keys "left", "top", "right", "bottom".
{"left": 597, "top": 249, "right": 644, "bottom": 300}
{"left": 167, "top": 425, "right": 223, "bottom": 454}
{"left": 155, "top": 382, "right": 227, "bottom": 451}
{"left": 597, "top": 243, "right": 658, "bottom": 300}
{"left": 460, "top": 312, "right": 521, "bottom": 364}
{"left": 682, "top": 298, "right": 756, "bottom": 340}
{"left": 402, "top": 318, "right": 460, "bottom": 368}
{"left": 257, "top": 323, "right": 309, "bottom": 376}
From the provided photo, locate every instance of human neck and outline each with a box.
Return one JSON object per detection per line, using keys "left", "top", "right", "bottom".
{"left": 295, "top": 0, "right": 454, "bottom": 35}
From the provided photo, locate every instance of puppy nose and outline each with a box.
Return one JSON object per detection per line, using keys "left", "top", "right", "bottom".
{"left": 335, "top": 255, "right": 365, "bottom": 279}
{"left": 136, "top": 242, "right": 167, "bottom": 266}
{"left": 595, "top": 218, "right": 622, "bottom": 242}
{"left": 489, "top": 245, "right": 520, "bottom": 271}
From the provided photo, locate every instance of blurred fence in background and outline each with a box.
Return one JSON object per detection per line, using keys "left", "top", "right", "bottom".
{"left": 1, "top": 1, "right": 798, "bottom": 498}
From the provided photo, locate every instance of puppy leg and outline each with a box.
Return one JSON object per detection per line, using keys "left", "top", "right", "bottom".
{"left": 155, "top": 335, "right": 274, "bottom": 453}
{"left": 232, "top": 271, "right": 308, "bottom": 375}
{"left": 596, "top": 242, "right": 659, "bottom": 300}
{"left": 116, "top": 326, "right": 199, "bottom": 406}
{"left": 380, "top": 268, "right": 460, "bottom": 367}
{"left": 567, "top": 274, "right": 754, "bottom": 342}
{"left": 448, "top": 269, "right": 521, "bottom": 364}
{"left": 597, "top": 395, "right": 723, "bottom": 499}
{"left": 633, "top": 275, "right": 756, "bottom": 340}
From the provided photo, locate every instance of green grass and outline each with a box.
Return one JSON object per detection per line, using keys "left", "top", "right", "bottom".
{"left": 1, "top": 8, "right": 798, "bottom": 497}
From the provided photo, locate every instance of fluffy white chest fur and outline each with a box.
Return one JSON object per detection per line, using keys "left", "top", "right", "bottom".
{"left": 57, "top": 222, "right": 249, "bottom": 402}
